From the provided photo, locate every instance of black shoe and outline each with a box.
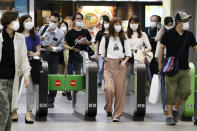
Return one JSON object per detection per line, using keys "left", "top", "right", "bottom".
{"left": 97, "top": 83, "right": 102, "bottom": 88}
{"left": 12, "top": 118, "right": 18, "bottom": 122}
{"left": 166, "top": 117, "right": 176, "bottom": 125}
{"left": 66, "top": 92, "right": 72, "bottom": 101}
{"left": 172, "top": 110, "right": 178, "bottom": 123}
{"left": 107, "top": 112, "right": 112, "bottom": 120}
{"left": 25, "top": 117, "right": 34, "bottom": 124}
{"left": 194, "top": 120, "right": 197, "bottom": 125}
{"left": 112, "top": 118, "right": 120, "bottom": 122}
{"left": 47, "top": 103, "right": 54, "bottom": 108}
{"left": 62, "top": 91, "right": 67, "bottom": 96}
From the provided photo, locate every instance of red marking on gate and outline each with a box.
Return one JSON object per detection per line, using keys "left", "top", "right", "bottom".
{"left": 55, "top": 80, "right": 61, "bottom": 87}
{"left": 70, "top": 80, "right": 76, "bottom": 87}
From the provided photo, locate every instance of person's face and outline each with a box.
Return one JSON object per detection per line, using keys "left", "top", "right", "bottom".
{"left": 114, "top": 22, "right": 121, "bottom": 26}
{"left": 130, "top": 20, "right": 139, "bottom": 24}
{"left": 150, "top": 16, "right": 158, "bottom": 23}
{"left": 166, "top": 22, "right": 173, "bottom": 27}
{"left": 49, "top": 16, "right": 59, "bottom": 24}
{"left": 177, "top": 19, "right": 188, "bottom": 29}
{"left": 74, "top": 15, "right": 83, "bottom": 23}
{"left": 60, "top": 23, "right": 66, "bottom": 28}
{"left": 23, "top": 17, "right": 32, "bottom": 25}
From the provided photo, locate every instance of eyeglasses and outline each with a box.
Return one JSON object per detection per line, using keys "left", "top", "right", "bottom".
{"left": 180, "top": 20, "right": 189, "bottom": 23}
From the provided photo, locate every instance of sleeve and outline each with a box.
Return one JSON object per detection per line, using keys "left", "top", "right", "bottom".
{"left": 190, "top": 32, "right": 197, "bottom": 47}
{"left": 52, "top": 33, "right": 65, "bottom": 52}
{"left": 160, "top": 31, "right": 168, "bottom": 46}
{"left": 142, "top": 32, "right": 152, "bottom": 50}
{"left": 35, "top": 34, "right": 41, "bottom": 46}
{"left": 124, "top": 39, "right": 131, "bottom": 57}
{"left": 99, "top": 37, "right": 106, "bottom": 55}
{"left": 86, "top": 29, "right": 92, "bottom": 41}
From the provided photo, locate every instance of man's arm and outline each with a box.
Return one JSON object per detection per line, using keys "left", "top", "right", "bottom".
{"left": 158, "top": 43, "right": 166, "bottom": 73}
{"left": 192, "top": 45, "right": 197, "bottom": 53}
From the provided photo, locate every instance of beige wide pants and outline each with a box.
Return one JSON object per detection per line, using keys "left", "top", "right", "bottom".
{"left": 103, "top": 58, "right": 126, "bottom": 119}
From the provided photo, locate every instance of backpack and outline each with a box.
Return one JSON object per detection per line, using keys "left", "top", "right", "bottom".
{"left": 104, "top": 35, "right": 125, "bottom": 57}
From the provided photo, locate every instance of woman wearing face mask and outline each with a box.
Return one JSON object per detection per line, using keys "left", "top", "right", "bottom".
{"left": 155, "top": 17, "right": 174, "bottom": 58}
{"left": 126, "top": 15, "right": 152, "bottom": 91}
{"left": 95, "top": 15, "right": 110, "bottom": 88}
{"left": 0, "top": 11, "right": 30, "bottom": 131}
{"left": 12, "top": 14, "right": 41, "bottom": 124}
{"left": 99, "top": 17, "right": 130, "bottom": 122}
{"left": 58, "top": 21, "right": 70, "bottom": 97}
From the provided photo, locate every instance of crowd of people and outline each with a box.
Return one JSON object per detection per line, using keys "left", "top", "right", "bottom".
{"left": 0, "top": 9, "right": 197, "bottom": 131}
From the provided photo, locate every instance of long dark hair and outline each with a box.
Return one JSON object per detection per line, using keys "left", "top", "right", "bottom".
{"left": 18, "top": 14, "right": 36, "bottom": 41}
{"left": 109, "top": 17, "right": 126, "bottom": 41}
{"left": 127, "top": 15, "right": 142, "bottom": 38}
{"left": 101, "top": 15, "right": 110, "bottom": 34}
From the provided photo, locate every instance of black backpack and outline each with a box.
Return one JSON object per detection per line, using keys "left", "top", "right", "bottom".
{"left": 104, "top": 35, "right": 125, "bottom": 57}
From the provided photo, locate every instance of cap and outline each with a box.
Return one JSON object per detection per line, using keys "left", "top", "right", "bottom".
{"left": 175, "top": 12, "right": 192, "bottom": 21}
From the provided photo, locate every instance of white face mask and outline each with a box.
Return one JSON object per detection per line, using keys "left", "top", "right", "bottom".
{"left": 49, "top": 21, "right": 57, "bottom": 30}
{"left": 130, "top": 24, "right": 139, "bottom": 31}
{"left": 183, "top": 22, "right": 189, "bottom": 30}
{"left": 24, "top": 22, "right": 34, "bottom": 30}
{"left": 104, "top": 23, "right": 109, "bottom": 29}
{"left": 114, "top": 25, "right": 122, "bottom": 33}
{"left": 0, "top": 24, "right": 3, "bottom": 30}
{"left": 165, "top": 25, "right": 174, "bottom": 30}
{"left": 75, "top": 21, "right": 83, "bottom": 27}
{"left": 60, "top": 26, "right": 67, "bottom": 33}
{"left": 150, "top": 21, "right": 157, "bottom": 28}
{"left": 9, "top": 21, "right": 20, "bottom": 31}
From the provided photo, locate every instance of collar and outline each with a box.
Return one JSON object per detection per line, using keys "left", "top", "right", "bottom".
{"left": 2, "top": 28, "right": 15, "bottom": 41}
{"left": 47, "top": 27, "right": 57, "bottom": 34}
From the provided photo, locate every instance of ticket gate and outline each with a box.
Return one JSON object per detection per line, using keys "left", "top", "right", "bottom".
{"left": 48, "top": 52, "right": 97, "bottom": 121}
{"left": 34, "top": 61, "right": 48, "bottom": 121}
{"left": 123, "top": 63, "right": 146, "bottom": 121}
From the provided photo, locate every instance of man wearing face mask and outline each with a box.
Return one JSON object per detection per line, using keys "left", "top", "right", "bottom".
{"left": 158, "top": 12, "right": 197, "bottom": 125}
{"left": 144, "top": 15, "right": 161, "bottom": 79}
{"left": 38, "top": 12, "right": 64, "bottom": 108}
{"left": 64, "top": 12, "right": 92, "bottom": 105}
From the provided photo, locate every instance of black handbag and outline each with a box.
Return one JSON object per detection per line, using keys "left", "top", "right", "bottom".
{"left": 163, "top": 32, "right": 189, "bottom": 76}
{"left": 29, "top": 41, "right": 42, "bottom": 84}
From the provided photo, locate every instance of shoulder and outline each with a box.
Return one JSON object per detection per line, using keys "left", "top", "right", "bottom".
{"left": 142, "top": 32, "right": 147, "bottom": 36}
{"left": 15, "top": 32, "right": 25, "bottom": 40}
{"left": 56, "top": 28, "right": 64, "bottom": 36}
{"left": 82, "top": 28, "right": 90, "bottom": 34}
{"left": 67, "top": 29, "right": 75, "bottom": 35}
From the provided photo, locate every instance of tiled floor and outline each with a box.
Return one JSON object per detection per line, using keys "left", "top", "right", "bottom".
{"left": 12, "top": 88, "right": 196, "bottom": 131}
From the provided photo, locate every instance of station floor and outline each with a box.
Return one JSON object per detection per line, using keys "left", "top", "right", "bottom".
{"left": 12, "top": 87, "right": 196, "bottom": 131}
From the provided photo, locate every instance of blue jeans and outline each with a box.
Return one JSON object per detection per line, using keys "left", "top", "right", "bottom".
{"left": 97, "top": 55, "right": 104, "bottom": 84}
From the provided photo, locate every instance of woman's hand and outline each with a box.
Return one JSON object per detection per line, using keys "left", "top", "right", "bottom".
{"left": 24, "top": 75, "right": 30, "bottom": 88}
{"left": 29, "top": 51, "right": 35, "bottom": 56}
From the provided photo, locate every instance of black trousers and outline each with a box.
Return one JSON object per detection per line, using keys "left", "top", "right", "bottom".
{"left": 149, "top": 57, "right": 158, "bottom": 77}
{"left": 41, "top": 52, "right": 59, "bottom": 104}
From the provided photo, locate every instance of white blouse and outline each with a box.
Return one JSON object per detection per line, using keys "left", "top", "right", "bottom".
{"left": 99, "top": 36, "right": 130, "bottom": 59}
{"left": 127, "top": 32, "right": 151, "bottom": 51}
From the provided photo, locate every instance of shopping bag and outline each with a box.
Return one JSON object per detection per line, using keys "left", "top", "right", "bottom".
{"left": 149, "top": 74, "right": 161, "bottom": 104}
